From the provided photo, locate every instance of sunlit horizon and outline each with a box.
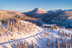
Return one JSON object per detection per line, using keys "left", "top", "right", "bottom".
{"left": 0, "top": 0, "right": 72, "bottom": 12}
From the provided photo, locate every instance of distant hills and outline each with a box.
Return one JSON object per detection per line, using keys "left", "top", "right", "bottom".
{"left": 23, "top": 8, "right": 72, "bottom": 15}
{"left": 23, "top": 8, "right": 72, "bottom": 28}
{"left": 64, "top": 9, "right": 72, "bottom": 11}
{"left": 0, "top": 10, "right": 38, "bottom": 23}
{"left": 0, "top": 8, "right": 72, "bottom": 28}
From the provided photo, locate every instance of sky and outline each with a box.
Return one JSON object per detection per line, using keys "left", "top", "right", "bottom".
{"left": 0, "top": 0, "right": 72, "bottom": 12}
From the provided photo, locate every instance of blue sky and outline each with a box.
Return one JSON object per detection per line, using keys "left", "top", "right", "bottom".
{"left": 0, "top": 0, "right": 72, "bottom": 12}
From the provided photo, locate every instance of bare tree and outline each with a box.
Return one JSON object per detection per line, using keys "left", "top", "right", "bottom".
{"left": 47, "top": 39, "right": 50, "bottom": 47}
{"left": 65, "top": 40, "right": 68, "bottom": 48}
{"left": 0, "top": 21, "right": 2, "bottom": 26}
{"left": 52, "top": 41, "right": 55, "bottom": 48}
{"left": 56, "top": 39, "right": 60, "bottom": 48}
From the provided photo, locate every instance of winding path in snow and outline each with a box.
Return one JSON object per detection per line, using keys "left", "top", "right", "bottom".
{"left": 0, "top": 31, "right": 44, "bottom": 45}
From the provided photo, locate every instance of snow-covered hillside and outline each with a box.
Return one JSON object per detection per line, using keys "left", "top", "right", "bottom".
{"left": 0, "top": 22, "right": 72, "bottom": 48}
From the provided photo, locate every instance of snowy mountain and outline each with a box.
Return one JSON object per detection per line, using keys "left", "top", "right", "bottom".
{"left": 41, "top": 9, "right": 72, "bottom": 28}
{"left": 22, "top": 8, "right": 72, "bottom": 28}
{"left": 24, "top": 8, "right": 47, "bottom": 15}
{"left": 55, "top": 9, "right": 64, "bottom": 13}
{"left": 64, "top": 9, "right": 72, "bottom": 11}
{"left": 47, "top": 9, "right": 64, "bottom": 15}
{"left": 30, "top": 8, "right": 47, "bottom": 14}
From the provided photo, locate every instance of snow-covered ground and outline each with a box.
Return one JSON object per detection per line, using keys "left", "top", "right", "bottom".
{"left": 0, "top": 20, "right": 72, "bottom": 48}
{"left": 0, "top": 26, "right": 72, "bottom": 48}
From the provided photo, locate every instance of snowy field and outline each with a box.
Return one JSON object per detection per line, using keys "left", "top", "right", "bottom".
{"left": 0, "top": 26, "right": 72, "bottom": 48}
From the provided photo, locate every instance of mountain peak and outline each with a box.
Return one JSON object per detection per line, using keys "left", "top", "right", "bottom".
{"left": 30, "top": 8, "right": 47, "bottom": 14}
{"left": 34, "top": 8, "right": 44, "bottom": 11}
